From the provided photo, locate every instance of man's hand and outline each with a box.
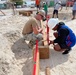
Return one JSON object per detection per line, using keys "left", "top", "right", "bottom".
{"left": 48, "top": 40, "right": 54, "bottom": 45}
{"left": 38, "top": 28, "right": 43, "bottom": 33}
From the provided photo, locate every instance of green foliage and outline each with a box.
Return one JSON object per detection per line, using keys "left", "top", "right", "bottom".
{"left": 10, "top": 0, "right": 23, "bottom": 5}
{"left": 16, "top": 1, "right": 23, "bottom": 5}
{"left": 49, "top": 1, "right": 54, "bottom": 7}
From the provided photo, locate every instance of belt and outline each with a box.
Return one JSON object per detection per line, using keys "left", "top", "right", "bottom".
{"left": 26, "top": 32, "right": 32, "bottom": 35}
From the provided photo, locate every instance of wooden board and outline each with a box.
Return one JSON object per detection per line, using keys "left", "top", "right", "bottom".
{"left": 19, "top": 11, "right": 33, "bottom": 16}
{"left": 38, "top": 20, "right": 49, "bottom": 59}
{"left": 38, "top": 46, "right": 49, "bottom": 59}
{"left": 41, "top": 20, "right": 48, "bottom": 46}
{"left": 45, "top": 67, "right": 50, "bottom": 75}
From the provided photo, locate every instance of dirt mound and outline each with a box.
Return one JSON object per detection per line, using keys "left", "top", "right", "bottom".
{"left": 0, "top": 15, "right": 33, "bottom": 75}
{"left": 0, "top": 8, "right": 76, "bottom": 75}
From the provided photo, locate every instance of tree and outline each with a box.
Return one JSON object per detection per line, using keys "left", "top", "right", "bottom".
{"left": 10, "top": 0, "right": 23, "bottom": 5}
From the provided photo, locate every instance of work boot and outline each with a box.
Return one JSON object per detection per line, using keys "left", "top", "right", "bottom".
{"left": 62, "top": 48, "right": 71, "bottom": 55}
{"left": 28, "top": 43, "right": 33, "bottom": 49}
{"left": 28, "top": 40, "right": 36, "bottom": 49}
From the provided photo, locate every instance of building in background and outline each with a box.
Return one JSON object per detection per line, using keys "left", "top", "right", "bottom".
{"left": 0, "top": 0, "right": 7, "bottom": 9}
{"left": 0, "top": 0, "right": 7, "bottom": 4}
{"left": 30, "top": 0, "right": 67, "bottom": 6}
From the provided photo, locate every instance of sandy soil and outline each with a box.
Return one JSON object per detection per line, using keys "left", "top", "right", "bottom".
{"left": 0, "top": 7, "right": 76, "bottom": 75}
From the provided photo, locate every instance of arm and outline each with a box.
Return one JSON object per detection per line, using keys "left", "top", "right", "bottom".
{"left": 32, "top": 26, "right": 43, "bottom": 35}
{"left": 49, "top": 28, "right": 69, "bottom": 45}
{"left": 32, "top": 18, "right": 43, "bottom": 35}
{"left": 60, "top": 6, "right": 62, "bottom": 11}
{"left": 59, "top": 4, "right": 63, "bottom": 11}
{"left": 58, "top": 3, "right": 63, "bottom": 11}
{"left": 54, "top": 28, "right": 69, "bottom": 43}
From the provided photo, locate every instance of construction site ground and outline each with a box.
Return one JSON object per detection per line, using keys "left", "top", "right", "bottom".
{"left": 0, "top": 7, "right": 76, "bottom": 75}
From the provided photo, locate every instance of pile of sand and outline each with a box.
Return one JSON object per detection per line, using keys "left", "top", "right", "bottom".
{"left": 0, "top": 15, "right": 33, "bottom": 75}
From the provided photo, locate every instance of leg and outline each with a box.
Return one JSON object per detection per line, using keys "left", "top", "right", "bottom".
{"left": 53, "top": 42, "right": 71, "bottom": 54}
{"left": 23, "top": 33, "right": 35, "bottom": 41}
{"left": 28, "top": 33, "right": 43, "bottom": 48}
{"left": 22, "top": 33, "right": 36, "bottom": 48}
{"left": 27, "top": 33, "right": 37, "bottom": 48}
{"left": 52, "top": 10, "right": 55, "bottom": 18}
{"left": 56, "top": 10, "right": 58, "bottom": 18}
{"left": 36, "top": 5, "right": 40, "bottom": 13}
{"left": 72, "top": 10, "right": 75, "bottom": 20}
{"left": 53, "top": 43, "right": 65, "bottom": 51}
{"left": 22, "top": 34, "right": 28, "bottom": 43}
{"left": 75, "top": 10, "right": 76, "bottom": 17}
{"left": 59, "top": 42, "right": 72, "bottom": 54}
{"left": 45, "top": 11, "right": 47, "bottom": 17}
{"left": 62, "top": 47, "right": 71, "bottom": 55}
{"left": 36, "top": 33, "right": 43, "bottom": 41}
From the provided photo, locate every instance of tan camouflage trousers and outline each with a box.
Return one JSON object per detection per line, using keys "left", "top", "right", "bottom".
{"left": 23, "top": 33, "right": 43, "bottom": 48}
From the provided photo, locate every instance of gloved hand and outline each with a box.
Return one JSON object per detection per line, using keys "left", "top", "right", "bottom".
{"left": 48, "top": 40, "right": 54, "bottom": 45}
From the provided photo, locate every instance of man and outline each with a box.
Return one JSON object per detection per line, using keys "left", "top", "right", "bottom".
{"left": 72, "top": 0, "right": 76, "bottom": 20}
{"left": 22, "top": 10, "right": 46, "bottom": 48}
{"left": 48, "top": 18, "right": 76, "bottom": 54}
{"left": 43, "top": 2, "right": 48, "bottom": 17}
{"left": 52, "top": 1, "right": 62, "bottom": 18}
{"left": 36, "top": 0, "right": 40, "bottom": 13}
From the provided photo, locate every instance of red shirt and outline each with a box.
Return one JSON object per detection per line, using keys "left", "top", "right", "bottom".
{"left": 36, "top": 0, "right": 40, "bottom": 5}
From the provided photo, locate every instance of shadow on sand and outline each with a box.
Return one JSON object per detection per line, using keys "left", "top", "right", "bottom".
{"left": 11, "top": 38, "right": 32, "bottom": 59}
{"left": 11, "top": 38, "right": 69, "bottom": 74}
{"left": 22, "top": 58, "right": 33, "bottom": 75}
{"left": 11, "top": 38, "right": 33, "bottom": 75}
{"left": 40, "top": 48, "right": 69, "bottom": 71}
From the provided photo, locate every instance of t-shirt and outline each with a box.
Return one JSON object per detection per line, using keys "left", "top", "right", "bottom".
{"left": 36, "top": 0, "right": 40, "bottom": 5}
{"left": 54, "top": 0, "right": 60, "bottom": 4}
{"left": 22, "top": 17, "right": 41, "bottom": 35}
{"left": 54, "top": 3, "right": 61, "bottom": 10}
{"left": 54, "top": 25, "right": 76, "bottom": 47}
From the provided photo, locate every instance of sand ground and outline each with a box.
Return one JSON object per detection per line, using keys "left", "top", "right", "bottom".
{"left": 0, "top": 7, "right": 76, "bottom": 75}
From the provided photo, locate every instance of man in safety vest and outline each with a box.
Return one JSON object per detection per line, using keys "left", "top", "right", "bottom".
{"left": 48, "top": 18, "right": 76, "bottom": 54}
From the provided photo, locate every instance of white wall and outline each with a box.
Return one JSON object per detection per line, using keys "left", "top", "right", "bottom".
{"left": 0, "top": 0, "right": 6, "bottom": 1}
{"left": 23, "top": 0, "right": 31, "bottom": 1}
{"left": 0, "top": 0, "right": 6, "bottom": 4}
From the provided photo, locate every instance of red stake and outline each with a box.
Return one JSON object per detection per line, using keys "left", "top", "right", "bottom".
{"left": 46, "top": 15, "right": 50, "bottom": 44}
{"left": 33, "top": 40, "right": 38, "bottom": 75}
